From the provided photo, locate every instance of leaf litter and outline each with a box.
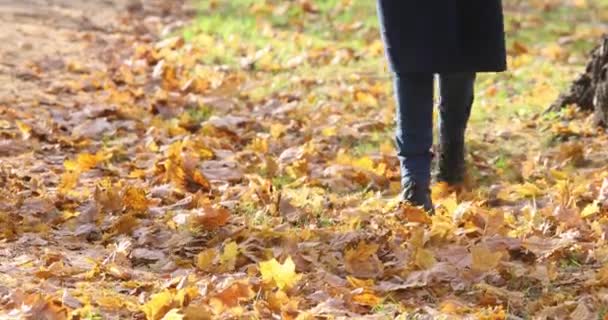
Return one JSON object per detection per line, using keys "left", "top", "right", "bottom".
{"left": 1, "top": 0, "right": 608, "bottom": 319}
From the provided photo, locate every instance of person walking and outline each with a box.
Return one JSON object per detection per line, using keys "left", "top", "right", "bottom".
{"left": 377, "top": 1, "right": 507, "bottom": 212}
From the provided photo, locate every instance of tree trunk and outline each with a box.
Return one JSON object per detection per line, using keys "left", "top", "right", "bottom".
{"left": 548, "top": 35, "right": 608, "bottom": 126}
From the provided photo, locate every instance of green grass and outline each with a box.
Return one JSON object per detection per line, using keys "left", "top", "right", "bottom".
{"left": 188, "top": 0, "right": 608, "bottom": 121}
{"left": 185, "top": 0, "right": 608, "bottom": 190}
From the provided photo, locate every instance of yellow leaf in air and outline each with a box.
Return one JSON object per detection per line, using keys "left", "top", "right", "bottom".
{"left": 195, "top": 248, "right": 217, "bottom": 272}
{"left": 259, "top": 256, "right": 302, "bottom": 290}
{"left": 220, "top": 241, "right": 239, "bottom": 271}
{"left": 471, "top": 244, "right": 504, "bottom": 273}
{"left": 161, "top": 309, "right": 184, "bottom": 320}
{"left": 410, "top": 228, "right": 425, "bottom": 249}
{"left": 141, "top": 290, "right": 175, "bottom": 320}
{"left": 581, "top": 201, "right": 600, "bottom": 218}
{"left": 414, "top": 248, "right": 437, "bottom": 270}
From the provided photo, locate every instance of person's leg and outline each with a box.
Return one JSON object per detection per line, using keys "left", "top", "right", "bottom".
{"left": 393, "top": 72, "right": 434, "bottom": 211}
{"left": 437, "top": 73, "right": 476, "bottom": 184}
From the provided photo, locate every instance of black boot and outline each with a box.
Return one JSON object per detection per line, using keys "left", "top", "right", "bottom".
{"left": 436, "top": 140, "right": 466, "bottom": 185}
{"left": 401, "top": 180, "right": 433, "bottom": 213}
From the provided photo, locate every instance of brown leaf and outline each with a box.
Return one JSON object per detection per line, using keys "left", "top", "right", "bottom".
{"left": 570, "top": 302, "right": 595, "bottom": 320}
{"left": 189, "top": 204, "right": 230, "bottom": 231}
{"left": 344, "top": 241, "right": 384, "bottom": 279}
{"left": 72, "top": 118, "right": 114, "bottom": 139}
{"left": 132, "top": 248, "right": 166, "bottom": 263}
{"left": 397, "top": 204, "right": 431, "bottom": 224}
{"left": 201, "top": 160, "right": 243, "bottom": 183}
{"left": 94, "top": 180, "right": 123, "bottom": 213}
{"left": 471, "top": 243, "right": 505, "bottom": 273}
{"left": 210, "top": 281, "right": 254, "bottom": 310}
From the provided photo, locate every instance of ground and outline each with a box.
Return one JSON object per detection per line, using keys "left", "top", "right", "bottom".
{"left": 1, "top": 0, "right": 608, "bottom": 319}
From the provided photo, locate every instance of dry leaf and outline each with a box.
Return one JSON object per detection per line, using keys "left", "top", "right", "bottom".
{"left": 471, "top": 244, "right": 504, "bottom": 273}
{"left": 141, "top": 290, "right": 175, "bottom": 320}
{"left": 260, "top": 256, "right": 302, "bottom": 290}
{"left": 189, "top": 204, "right": 230, "bottom": 231}
{"left": 344, "top": 241, "right": 384, "bottom": 279}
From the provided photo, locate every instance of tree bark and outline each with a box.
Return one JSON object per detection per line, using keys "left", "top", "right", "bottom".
{"left": 548, "top": 35, "right": 608, "bottom": 126}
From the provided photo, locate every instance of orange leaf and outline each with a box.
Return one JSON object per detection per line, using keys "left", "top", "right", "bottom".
{"left": 212, "top": 282, "right": 254, "bottom": 309}
{"left": 398, "top": 204, "right": 431, "bottom": 224}
{"left": 189, "top": 204, "right": 231, "bottom": 231}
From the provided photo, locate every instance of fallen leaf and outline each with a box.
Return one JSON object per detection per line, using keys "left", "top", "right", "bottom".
{"left": 189, "top": 204, "right": 230, "bottom": 231}
{"left": 260, "top": 256, "right": 302, "bottom": 290}
{"left": 471, "top": 244, "right": 504, "bottom": 273}
{"left": 414, "top": 248, "right": 437, "bottom": 270}
{"left": 344, "top": 241, "right": 384, "bottom": 279}
{"left": 141, "top": 290, "right": 175, "bottom": 320}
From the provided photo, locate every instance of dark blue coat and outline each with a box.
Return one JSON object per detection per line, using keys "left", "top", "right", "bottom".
{"left": 377, "top": 0, "right": 507, "bottom": 73}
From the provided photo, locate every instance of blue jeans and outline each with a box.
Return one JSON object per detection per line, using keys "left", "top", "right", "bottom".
{"left": 393, "top": 72, "right": 476, "bottom": 190}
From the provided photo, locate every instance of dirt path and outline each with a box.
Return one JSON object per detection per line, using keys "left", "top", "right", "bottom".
{"left": 0, "top": 1, "right": 191, "bottom": 318}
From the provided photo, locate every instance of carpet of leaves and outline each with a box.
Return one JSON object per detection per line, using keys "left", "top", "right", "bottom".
{"left": 2, "top": 0, "right": 608, "bottom": 319}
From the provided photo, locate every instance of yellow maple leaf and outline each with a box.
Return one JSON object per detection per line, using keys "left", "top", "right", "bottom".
{"left": 141, "top": 290, "right": 175, "bottom": 320}
{"left": 581, "top": 201, "right": 600, "bottom": 218}
{"left": 220, "top": 241, "right": 239, "bottom": 271}
{"left": 259, "top": 256, "right": 302, "bottom": 290}
{"left": 175, "top": 286, "right": 199, "bottom": 308}
{"left": 123, "top": 186, "right": 149, "bottom": 214}
{"left": 195, "top": 248, "right": 216, "bottom": 272}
